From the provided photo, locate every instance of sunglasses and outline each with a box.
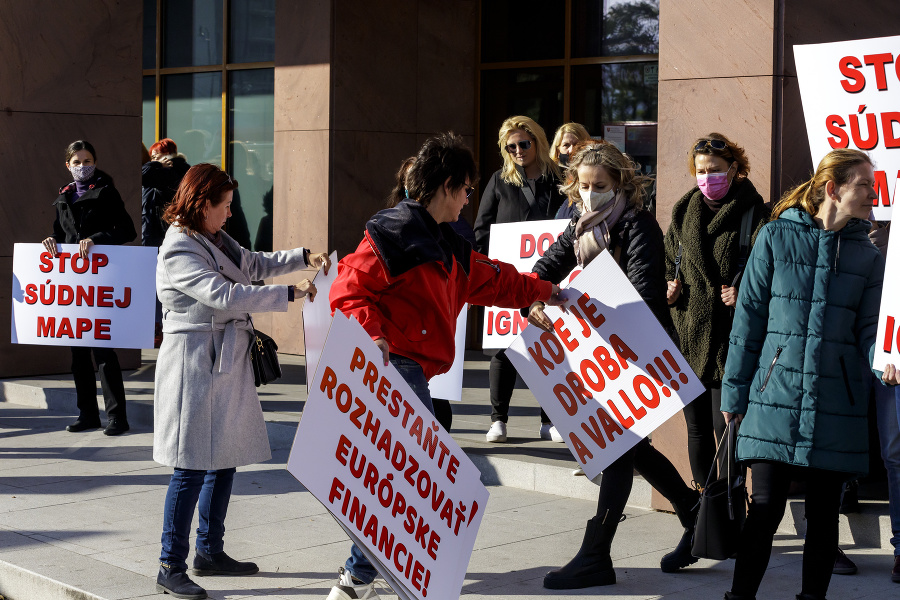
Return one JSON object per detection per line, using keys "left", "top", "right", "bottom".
{"left": 694, "top": 139, "right": 728, "bottom": 152}
{"left": 505, "top": 140, "right": 533, "bottom": 154}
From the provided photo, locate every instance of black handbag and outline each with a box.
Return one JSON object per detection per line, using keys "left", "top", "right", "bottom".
{"left": 691, "top": 420, "right": 747, "bottom": 560}
{"left": 250, "top": 328, "right": 282, "bottom": 387}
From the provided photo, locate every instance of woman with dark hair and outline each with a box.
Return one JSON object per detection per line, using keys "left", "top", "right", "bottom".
{"left": 153, "top": 163, "right": 330, "bottom": 599}
{"left": 664, "top": 133, "right": 769, "bottom": 487}
{"left": 474, "top": 115, "right": 567, "bottom": 444}
{"left": 720, "top": 148, "right": 900, "bottom": 600}
{"left": 327, "top": 132, "right": 562, "bottom": 600}
{"left": 142, "top": 138, "right": 191, "bottom": 247}
{"left": 42, "top": 140, "right": 137, "bottom": 436}
{"left": 528, "top": 140, "right": 702, "bottom": 588}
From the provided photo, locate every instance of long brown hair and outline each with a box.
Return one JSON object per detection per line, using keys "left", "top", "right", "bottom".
{"left": 559, "top": 140, "right": 651, "bottom": 210}
{"left": 163, "top": 163, "right": 238, "bottom": 233}
{"left": 771, "top": 149, "right": 873, "bottom": 220}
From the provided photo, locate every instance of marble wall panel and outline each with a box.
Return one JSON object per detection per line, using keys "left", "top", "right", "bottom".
{"left": 416, "top": 0, "right": 477, "bottom": 136}
{"left": 0, "top": 1, "right": 140, "bottom": 116}
{"left": 275, "top": 64, "right": 332, "bottom": 133}
{"left": 650, "top": 412, "right": 692, "bottom": 512}
{"left": 655, "top": 76, "right": 774, "bottom": 232}
{"left": 659, "top": 0, "right": 775, "bottom": 81}
{"left": 331, "top": 0, "right": 418, "bottom": 133}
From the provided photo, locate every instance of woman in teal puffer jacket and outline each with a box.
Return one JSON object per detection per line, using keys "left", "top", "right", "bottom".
{"left": 720, "top": 148, "right": 900, "bottom": 600}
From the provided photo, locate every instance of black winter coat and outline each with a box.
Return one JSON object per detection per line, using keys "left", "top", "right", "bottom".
{"left": 51, "top": 171, "right": 137, "bottom": 246}
{"left": 532, "top": 207, "right": 672, "bottom": 328}
{"left": 141, "top": 157, "right": 190, "bottom": 247}
{"left": 474, "top": 167, "right": 565, "bottom": 254}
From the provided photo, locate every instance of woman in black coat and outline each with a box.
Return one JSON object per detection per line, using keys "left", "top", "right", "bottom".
{"left": 142, "top": 138, "right": 191, "bottom": 248}
{"left": 474, "top": 115, "right": 566, "bottom": 444}
{"left": 41, "top": 140, "right": 137, "bottom": 436}
{"left": 528, "top": 141, "right": 701, "bottom": 589}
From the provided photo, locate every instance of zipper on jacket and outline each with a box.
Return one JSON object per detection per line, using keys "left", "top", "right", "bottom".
{"left": 759, "top": 347, "right": 782, "bottom": 392}
{"left": 839, "top": 356, "right": 856, "bottom": 406}
{"left": 833, "top": 233, "right": 842, "bottom": 275}
{"left": 475, "top": 258, "right": 500, "bottom": 273}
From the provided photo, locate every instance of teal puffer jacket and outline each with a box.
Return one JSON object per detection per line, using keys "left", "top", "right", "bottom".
{"left": 721, "top": 207, "right": 884, "bottom": 475}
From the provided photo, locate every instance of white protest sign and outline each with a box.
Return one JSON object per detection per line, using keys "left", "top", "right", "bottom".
{"left": 287, "top": 311, "right": 489, "bottom": 600}
{"left": 11, "top": 244, "right": 156, "bottom": 348}
{"left": 505, "top": 251, "right": 704, "bottom": 479}
{"left": 303, "top": 251, "right": 339, "bottom": 390}
{"left": 874, "top": 228, "right": 900, "bottom": 370}
{"left": 428, "top": 305, "right": 468, "bottom": 402}
{"left": 483, "top": 219, "right": 574, "bottom": 349}
{"left": 795, "top": 35, "right": 900, "bottom": 219}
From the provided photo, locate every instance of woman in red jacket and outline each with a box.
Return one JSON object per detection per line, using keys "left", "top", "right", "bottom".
{"left": 327, "top": 132, "right": 561, "bottom": 600}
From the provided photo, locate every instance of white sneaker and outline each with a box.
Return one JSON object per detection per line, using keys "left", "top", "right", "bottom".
{"left": 539, "top": 423, "right": 564, "bottom": 443}
{"left": 572, "top": 465, "right": 586, "bottom": 476}
{"left": 326, "top": 567, "right": 379, "bottom": 600}
{"left": 486, "top": 421, "right": 507, "bottom": 443}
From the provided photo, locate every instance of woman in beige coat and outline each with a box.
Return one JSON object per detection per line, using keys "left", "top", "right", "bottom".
{"left": 153, "top": 163, "right": 329, "bottom": 599}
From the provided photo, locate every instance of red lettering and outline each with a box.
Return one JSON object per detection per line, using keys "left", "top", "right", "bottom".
{"left": 320, "top": 366, "right": 337, "bottom": 397}
{"left": 520, "top": 234, "right": 536, "bottom": 258}
{"left": 619, "top": 389, "right": 648, "bottom": 419}
{"left": 24, "top": 284, "right": 37, "bottom": 304}
{"left": 633, "top": 375, "right": 661, "bottom": 409}
{"left": 511, "top": 311, "right": 529, "bottom": 335}
{"left": 362, "top": 361, "right": 378, "bottom": 392}
{"left": 529, "top": 341, "right": 556, "bottom": 376}
{"left": 553, "top": 318, "right": 579, "bottom": 351}
{"left": 71, "top": 255, "right": 90, "bottom": 274}
{"left": 39, "top": 252, "right": 54, "bottom": 273}
{"left": 850, "top": 108, "right": 879, "bottom": 150}
{"left": 554, "top": 383, "right": 578, "bottom": 416}
{"left": 37, "top": 316, "right": 55, "bottom": 337}
{"left": 577, "top": 293, "right": 606, "bottom": 328}
{"left": 94, "top": 319, "right": 111, "bottom": 341}
{"left": 336, "top": 434, "right": 352, "bottom": 465}
{"left": 75, "top": 318, "right": 92, "bottom": 339}
{"left": 569, "top": 432, "right": 593, "bottom": 462}
{"left": 486, "top": 311, "right": 493, "bottom": 335}
{"left": 885, "top": 316, "right": 896, "bottom": 353}
{"left": 496, "top": 311, "right": 511, "bottom": 335}
{"left": 349, "top": 347, "right": 366, "bottom": 372}
{"left": 826, "top": 115, "right": 849, "bottom": 149}
{"left": 76, "top": 285, "right": 94, "bottom": 306}
{"left": 607, "top": 398, "right": 634, "bottom": 429}
{"left": 329, "top": 477, "right": 345, "bottom": 504}
{"left": 57, "top": 285, "right": 74, "bottom": 305}
{"left": 864, "top": 53, "right": 894, "bottom": 90}
{"left": 566, "top": 371, "right": 593, "bottom": 404}
{"left": 97, "top": 286, "right": 114, "bottom": 307}
{"left": 56, "top": 252, "right": 70, "bottom": 272}
{"left": 57, "top": 317, "right": 74, "bottom": 338}
{"left": 609, "top": 334, "right": 637, "bottom": 368}
{"left": 114, "top": 287, "right": 131, "bottom": 308}
{"left": 91, "top": 253, "right": 108, "bottom": 274}
{"left": 883, "top": 112, "right": 900, "bottom": 148}
{"left": 839, "top": 55, "right": 865, "bottom": 93}
{"left": 537, "top": 232, "right": 555, "bottom": 256}
{"left": 592, "top": 345, "right": 621, "bottom": 380}
{"left": 874, "top": 170, "right": 896, "bottom": 207}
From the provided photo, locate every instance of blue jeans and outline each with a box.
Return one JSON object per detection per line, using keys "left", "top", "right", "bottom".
{"left": 344, "top": 354, "right": 433, "bottom": 584}
{"left": 874, "top": 381, "right": 900, "bottom": 555}
{"left": 160, "top": 467, "right": 236, "bottom": 569}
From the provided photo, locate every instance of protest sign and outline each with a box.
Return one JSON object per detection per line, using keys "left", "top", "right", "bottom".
{"left": 11, "top": 244, "right": 156, "bottom": 349}
{"left": 427, "top": 305, "right": 467, "bottom": 402}
{"left": 795, "top": 35, "right": 900, "bottom": 219}
{"left": 303, "top": 251, "right": 339, "bottom": 390}
{"left": 287, "top": 311, "right": 489, "bottom": 600}
{"left": 874, "top": 230, "right": 900, "bottom": 370}
{"left": 482, "top": 219, "right": 574, "bottom": 349}
{"left": 505, "top": 251, "right": 704, "bottom": 479}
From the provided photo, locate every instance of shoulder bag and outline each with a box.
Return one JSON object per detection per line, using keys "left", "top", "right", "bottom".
{"left": 249, "top": 324, "right": 282, "bottom": 387}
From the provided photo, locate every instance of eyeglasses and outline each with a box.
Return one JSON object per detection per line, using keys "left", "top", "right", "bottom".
{"left": 694, "top": 139, "right": 728, "bottom": 152}
{"left": 504, "top": 140, "right": 533, "bottom": 154}
{"left": 464, "top": 185, "right": 475, "bottom": 198}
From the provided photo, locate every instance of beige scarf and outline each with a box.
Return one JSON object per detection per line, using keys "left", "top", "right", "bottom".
{"left": 573, "top": 190, "right": 628, "bottom": 267}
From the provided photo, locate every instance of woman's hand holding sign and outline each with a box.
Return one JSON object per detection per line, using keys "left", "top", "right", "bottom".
{"left": 528, "top": 285, "right": 566, "bottom": 333}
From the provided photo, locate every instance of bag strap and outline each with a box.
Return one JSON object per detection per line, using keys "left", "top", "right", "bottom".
{"left": 731, "top": 205, "right": 756, "bottom": 287}
{"left": 726, "top": 420, "right": 736, "bottom": 520}
{"left": 520, "top": 179, "right": 541, "bottom": 218}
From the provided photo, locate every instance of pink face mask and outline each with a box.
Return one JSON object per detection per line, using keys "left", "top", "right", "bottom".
{"left": 697, "top": 170, "right": 732, "bottom": 201}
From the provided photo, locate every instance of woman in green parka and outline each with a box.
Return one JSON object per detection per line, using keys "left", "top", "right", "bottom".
{"left": 664, "top": 133, "right": 770, "bottom": 487}
{"left": 720, "top": 148, "right": 900, "bottom": 600}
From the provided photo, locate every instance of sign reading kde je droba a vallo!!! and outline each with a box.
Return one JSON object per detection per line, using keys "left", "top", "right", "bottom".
{"left": 288, "top": 311, "right": 489, "bottom": 600}
{"left": 505, "top": 251, "right": 705, "bottom": 480}
{"left": 483, "top": 219, "right": 576, "bottom": 349}
{"left": 11, "top": 243, "right": 156, "bottom": 348}
{"left": 795, "top": 35, "right": 900, "bottom": 220}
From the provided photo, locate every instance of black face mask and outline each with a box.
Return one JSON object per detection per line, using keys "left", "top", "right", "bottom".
{"left": 558, "top": 153, "right": 569, "bottom": 167}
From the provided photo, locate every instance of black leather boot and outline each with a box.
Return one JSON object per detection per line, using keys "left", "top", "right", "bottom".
{"left": 157, "top": 564, "right": 207, "bottom": 599}
{"left": 192, "top": 549, "right": 259, "bottom": 576}
{"left": 66, "top": 415, "right": 102, "bottom": 432}
{"left": 543, "top": 514, "right": 618, "bottom": 589}
{"left": 660, "top": 491, "right": 701, "bottom": 572}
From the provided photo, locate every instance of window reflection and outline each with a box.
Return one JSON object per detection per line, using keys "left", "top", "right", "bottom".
{"left": 230, "top": 0, "right": 275, "bottom": 64}
{"left": 571, "top": 0, "right": 659, "bottom": 58}
{"left": 142, "top": 77, "right": 156, "bottom": 150}
{"left": 143, "top": 0, "right": 157, "bottom": 69}
{"left": 163, "top": 72, "right": 223, "bottom": 166}
{"left": 163, "top": 0, "right": 223, "bottom": 68}
{"left": 481, "top": 0, "right": 565, "bottom": 63}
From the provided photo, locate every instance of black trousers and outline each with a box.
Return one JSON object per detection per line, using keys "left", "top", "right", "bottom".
{"left": 730, "top": 460, "right": 845, "bottom": 598}
{"left": 71, "top": 346, "right": 127, "bottom": 420}
{"left": 432, "top": 398, "right": 453, "bottom": 431}
{"left": 489, "top": 350, "right": 549, "bottom": 423}
{"left": 594, "top": 438, "right": 696, "bottom": 523}
{"left": 682, "top": 385, "right": 726, "bottom": 485}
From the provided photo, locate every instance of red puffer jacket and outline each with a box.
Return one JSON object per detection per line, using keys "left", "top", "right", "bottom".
{"left": 331, "top": 200, "right": 552, "bottom": 379}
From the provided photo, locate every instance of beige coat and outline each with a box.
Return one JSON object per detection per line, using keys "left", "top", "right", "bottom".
{"left": 153, "top": 227, "right": 308, "bottom": 470}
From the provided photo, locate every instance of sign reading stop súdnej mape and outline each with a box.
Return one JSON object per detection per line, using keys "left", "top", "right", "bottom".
{"left": 11, "top": 243, "right": 156, "bottom": 349}
{"left": 505, "top": 251, "right": 705, "bottom": 480}
{"left": 482, "top": 219, "right": 575, "bottom": 349}
{"left": 795, "top": 35, "right": 900, "bottom": 220}
{"left": 287, "top": 310, "right": 489, "bottom": 600}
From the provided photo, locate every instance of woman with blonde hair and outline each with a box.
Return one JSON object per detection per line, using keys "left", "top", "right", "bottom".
{"left": 528, "top": 140, "right": 703, "bottom": 588}
{"left": 550, "top": 122, "right": 591, "bottom": 167}
{"left": 721, "top": 148, "right": 900, "bottom": 600}
{"left": 474, "top": 115, "right": 566, "bottom": 443}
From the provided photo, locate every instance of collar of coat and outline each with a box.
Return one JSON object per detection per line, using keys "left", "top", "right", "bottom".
{"left": 669, "top": 178, "right": 764, "bottom": 285}
{"left": 186, "top": 228, "right": 249, "bottom": 285}
{"left": 365, "top": 198, "right": 472, "bottom": 278}
{"left": 54, "top": 172, "right": 114, "bottom": 205}
{"left": 778, "top": 206, "right": 871, "bottom": 238}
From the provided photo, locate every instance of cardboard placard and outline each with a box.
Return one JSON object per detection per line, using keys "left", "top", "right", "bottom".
{"left": 303, "top": 251, "right": 339, "bottom": 390}
{"left": 482, "top": 219, "right": 575, "bottom": 349}
{"left": 795, "top": 35, "right": 900, "bottom": 219}
{"left": 11, "top": 243, "right": 156, "bottom": 348}
{"left": 505, "top": 251, "right": 705, "bottom": 479}
{"left": 287, "top": 311, "right": 489, "bottom": 600}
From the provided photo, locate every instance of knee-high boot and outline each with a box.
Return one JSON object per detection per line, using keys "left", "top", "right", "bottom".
{"left": 543, "top": 512, "right": 619, "bottom": 589}
{"left": 660, "top": 490, "right": 701, "bottom": 572}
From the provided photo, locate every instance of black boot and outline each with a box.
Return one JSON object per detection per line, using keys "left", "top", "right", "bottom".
{"left": 103, "top": 417, "right": 130, "bottom": 436}
{"left": 724, "top": 593, "right": 756, "bottom": 600}
{"left": 66, "top": 414, "right": 101, "bottom": 432}
{"left": 192, "top": 549, "right": 259, "bottom": 576}
{"left": 661, "top": 491, "right": 700, "bottom": 572}
{"left": 157, "top": 564, "right": 207, "bottom": 599}
{"left": 543, "top": 515, "right": 618, "bottom": 589}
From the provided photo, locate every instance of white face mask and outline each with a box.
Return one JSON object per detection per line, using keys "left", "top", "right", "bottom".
{"left": 580, "top": 187, "right": 615, "bottom": 212}
{"left": 69, "top": 164, "right": 96, "bottom": 182}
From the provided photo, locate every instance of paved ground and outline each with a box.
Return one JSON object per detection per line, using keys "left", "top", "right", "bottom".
{"left": 0, "top": 405, "right": 898, "bottom": 600}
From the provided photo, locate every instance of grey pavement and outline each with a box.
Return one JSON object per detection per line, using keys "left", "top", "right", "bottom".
{"left": 0, "top": 352, "right": 898, "bottom": 599}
